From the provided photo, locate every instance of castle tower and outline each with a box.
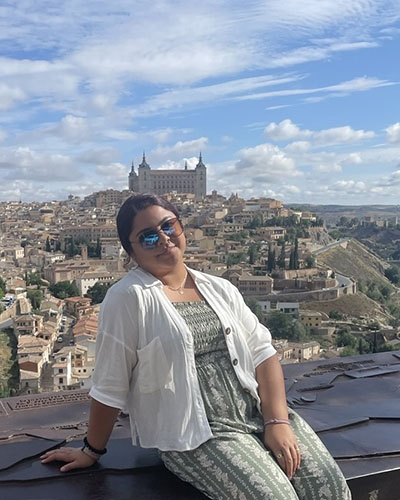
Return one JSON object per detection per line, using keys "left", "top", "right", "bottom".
{"left": 195, "top": 152, "right": 207, "bottom": 198}
{"left": 81, "top": 244, "right": 88, "bottom": 261}
{"left": 128, "top": 160, "right": 138, "bottom": 191}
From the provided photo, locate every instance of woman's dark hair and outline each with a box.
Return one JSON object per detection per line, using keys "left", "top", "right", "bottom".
{"left": 116, "top": 193, "right": 180, "bottom": 255}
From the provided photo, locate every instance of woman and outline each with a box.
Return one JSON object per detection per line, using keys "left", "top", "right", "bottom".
{"left": 41, "top": 194, "right": 351, "bottom": 500}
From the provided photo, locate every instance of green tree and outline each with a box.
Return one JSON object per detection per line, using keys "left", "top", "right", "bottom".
{"left": 277, "top": 241, "right": 286, "bottom": 269}
{"left": 96, "top": 237, "right": 101, "bottom": 258}
{"left": 26, "top": 272, "right": 46, "bottom": 287}
{"left": 329, "top": 310, "right": 344, "bottom": 320}
{"left": 336, "top": 331, "right": 358, "bottom": 349}
{"left": 385, "top": 265, "right": 400, "bottom": 285}
{"left": 291, "top": 321, "right": 310, "bottom": 342}
{"left": 246, "top": 216, "right": 262, "bottom": 229}
{"left": 358, "top": 337, "right": 370, "bottom": 354}
{"left": 377, "top": 343, "right": 396, "bottom": 353}
{"left": 304, "top": 253, "right": 315, "bottom": 269}
{"left": 380, "top": 284, "right": 392, "bottom": 300}
{"left": 227, "top": 253, "right": 246, "bottom": 268}
{"left": 49, "top": 281, "right": 79, "bottom": 299}
{"left": 0, "top": 277, "right": 6, "bottom": 300}
{"left": 289, "top": 248, "right": 294, "bottom": 270}
{"left": 293, "top": 238, "right": 299, "bottom": 269}
{"left": 265, "top": 312, "right": 294, "bottom": 339}
{"left": 27, "top": 290, "right": 43, "bottom": 310}
{"left": 248, "top": 244, "right": 260, "bottom": 265}
{"left": 85, "top": 282, "right": 112, "bottom": 304}
{"left": 267, "top": 247, "right": 276, "bottom": 272}
{"left": 340, "top": 345, "right": 359, "bottom": 357}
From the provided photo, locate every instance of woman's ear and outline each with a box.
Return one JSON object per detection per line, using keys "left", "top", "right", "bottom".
{"left": 123, "top": 251, "right": 137, "bottom": 270}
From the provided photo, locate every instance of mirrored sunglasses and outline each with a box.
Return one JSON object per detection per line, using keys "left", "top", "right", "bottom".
{"left": 137, "top": 217, "right": 183, "bottom": 250}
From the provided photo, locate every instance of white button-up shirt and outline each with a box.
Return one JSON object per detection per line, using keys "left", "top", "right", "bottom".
{"left": 89, "top": 266, "right": 276, "bottom": 451}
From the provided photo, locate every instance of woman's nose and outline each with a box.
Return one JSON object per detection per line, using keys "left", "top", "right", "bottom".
{"left": 157, "top": 230, "right": 171, "bottom": 245}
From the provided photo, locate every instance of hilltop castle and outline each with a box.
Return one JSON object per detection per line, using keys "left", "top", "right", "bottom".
{"left": 128, "top": 153, "right": 207, "bottom": 198}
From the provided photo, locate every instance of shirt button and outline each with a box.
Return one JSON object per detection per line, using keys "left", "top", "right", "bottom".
{"left": 232, "top": 359, "right": 238, "bottom": 366}
{"left": 225, "top": 327, "right": 231, "bottom": 335}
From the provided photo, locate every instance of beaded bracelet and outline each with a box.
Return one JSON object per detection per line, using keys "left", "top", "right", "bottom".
{"left": 83, "top": 436, "right": 107, "bottom": 455}
{"left": 263, "top": 418, "right": 290, "bottom": 426}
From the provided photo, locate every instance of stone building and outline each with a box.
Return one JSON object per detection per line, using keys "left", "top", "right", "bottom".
{"left": 128, "top": 153, "right": 206, "bottom": 198}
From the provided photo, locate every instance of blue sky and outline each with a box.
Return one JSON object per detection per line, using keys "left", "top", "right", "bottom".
{"left": 0, "top": 0, "right": 400, "bottom": 204}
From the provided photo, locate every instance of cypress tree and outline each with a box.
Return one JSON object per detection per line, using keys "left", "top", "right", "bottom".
{"left": 293, "top": 237, "right": 299, "bottom": 269}
{"left": 278, "top": 241, "right": 286, "bottom": 269}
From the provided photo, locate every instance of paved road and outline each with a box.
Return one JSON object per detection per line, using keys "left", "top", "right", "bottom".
{"left": 312, "top": 238, "right": 351, "bottom": 256}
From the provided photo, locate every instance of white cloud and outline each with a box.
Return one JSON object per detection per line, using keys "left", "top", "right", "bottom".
{"left": 103, "top": 129, "right": 138, "bottom": 141}
{"left": 156, "top": 159, "right": 196, "bottom": 171}
{"left": 150, "top": 138, "right": 208, "bottom": 161}
{"left": 283, "top": 185, "right": 301, "bottom": 194}
{"left": 134, "top": 74, "right": 302, "bottom": 117}
{"left": 265, "top": 119, "right": 375, "bottom": 145}
{"left": 96, "top": 162, "right": 128, "bottom": 180}
{"left": 79, "top": 148, "right": 121, "bottom": 165}
{"left": 314, "top": 163, "right": 342, "bottom": 173}
{"left": 234, "top": 76, "right": 397, "bottom": 102}
{"left": 0, "top": 83, "right": 26, "bottom": 110}
{"left": 265, "top": 119, "right": 311, "bottom": 141}
{"left": 235, "top": 143, "right": 301, "bottom": 182}
{"left": 0, "top": 147, "right": 78, "bottom": 181}
{"left": 0, "top": 130, "right": 7, "bottom": 142}
{"left": 331, "top": 180, "right": 367, "bottom": 193}
{"left": 386, "top": 123, "right": 400, "bottom": 143}
{"left": 314, "top": 126, "right": 374, "bottom": 144}
{"left": 346, "top": 152, "right": 362, "bottom": 164}
{"left": 55, "top": 115, "right": 91, "bottom": 143}
{"left": 285, "top": 141, "right": 311, "bottom": 153}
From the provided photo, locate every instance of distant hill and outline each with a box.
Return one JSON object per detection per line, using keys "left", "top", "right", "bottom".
{"left": 287, "top": 204, "right": 400, "bottom": 225}
{"left": 317, "top": 239, "right": 391, "bottom": 290}
{"left": 309, "top": 239, "right": 395, "bottom": 322}
{"left": 305, "top": 292, "right": 390, "bottom": 322}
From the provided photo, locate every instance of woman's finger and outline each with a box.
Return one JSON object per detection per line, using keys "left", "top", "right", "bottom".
{"left": 289, "top": 445, "right": 298, "bottom": 477}
{"left": 41, "top": 449, "right": 72, "bottom": 463}
{"left": 276, "top": 448, "right": 292, "bottom": 478}
{"left": 60, "top": 460, "right": 79, "bottom": 472}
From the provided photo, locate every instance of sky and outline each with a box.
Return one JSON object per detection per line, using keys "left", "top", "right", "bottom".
{"left": 0, "top": 0, "right": 400, "bottom": 205}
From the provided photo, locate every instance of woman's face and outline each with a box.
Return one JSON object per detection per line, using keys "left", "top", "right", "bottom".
{"left": 129, "top": 204, "right": 186, "bottom": 276}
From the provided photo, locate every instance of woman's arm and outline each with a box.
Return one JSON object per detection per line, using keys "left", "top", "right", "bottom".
{"left": 40, "top": 399, "right": 120, "bottom": 472}
{"left": 256, "top": 354, "right": 301, "bottom": 479}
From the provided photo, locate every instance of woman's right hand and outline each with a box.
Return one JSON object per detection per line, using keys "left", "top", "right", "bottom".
{"left": 40, "top": 447, "right": 97, "bottom": 472}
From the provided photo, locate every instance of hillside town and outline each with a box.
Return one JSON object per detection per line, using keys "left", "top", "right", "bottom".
{"left": 1, "top": 186, "right": 399, "bottom": 398}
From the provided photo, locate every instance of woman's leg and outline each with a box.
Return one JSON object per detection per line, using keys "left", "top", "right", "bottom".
{"left": 161, "top": 432, "right": 299, "bottom": 500}
{"left": 289, "top": 410, "right": 352, "bottom": 500}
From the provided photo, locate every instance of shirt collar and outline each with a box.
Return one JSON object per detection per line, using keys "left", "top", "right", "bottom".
{"left": 130, "top": 265, "right": 211, "bottom": 288}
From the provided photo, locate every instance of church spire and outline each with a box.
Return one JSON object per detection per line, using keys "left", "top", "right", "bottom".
{"left": 130, "top": 160, "right": 135, "bottom": 173}
{"left": 139, "top": 151, "right": 150, "bottom": 169}
{"left": 196, "top": 152, "right": 205, "bottom": 169}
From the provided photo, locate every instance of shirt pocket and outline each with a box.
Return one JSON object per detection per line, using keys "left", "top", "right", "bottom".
{"left": 136, "top": 336, "right": 174, "bottom": 394}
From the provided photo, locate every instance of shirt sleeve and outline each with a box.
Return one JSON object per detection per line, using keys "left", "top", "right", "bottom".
{"left": 230, "top": 283, "right": 276, "bottom": 368}
{"left": 89, "top": 285, "right": 139, "bottom": 410}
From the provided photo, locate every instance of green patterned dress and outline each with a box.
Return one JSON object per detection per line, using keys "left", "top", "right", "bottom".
{"left": 160, "top": 301, "right": 351, "bottom": 500}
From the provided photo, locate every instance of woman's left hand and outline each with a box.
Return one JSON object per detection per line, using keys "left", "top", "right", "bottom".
{"left": 264, "top": 424, "right": 301, "bottom": 480}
